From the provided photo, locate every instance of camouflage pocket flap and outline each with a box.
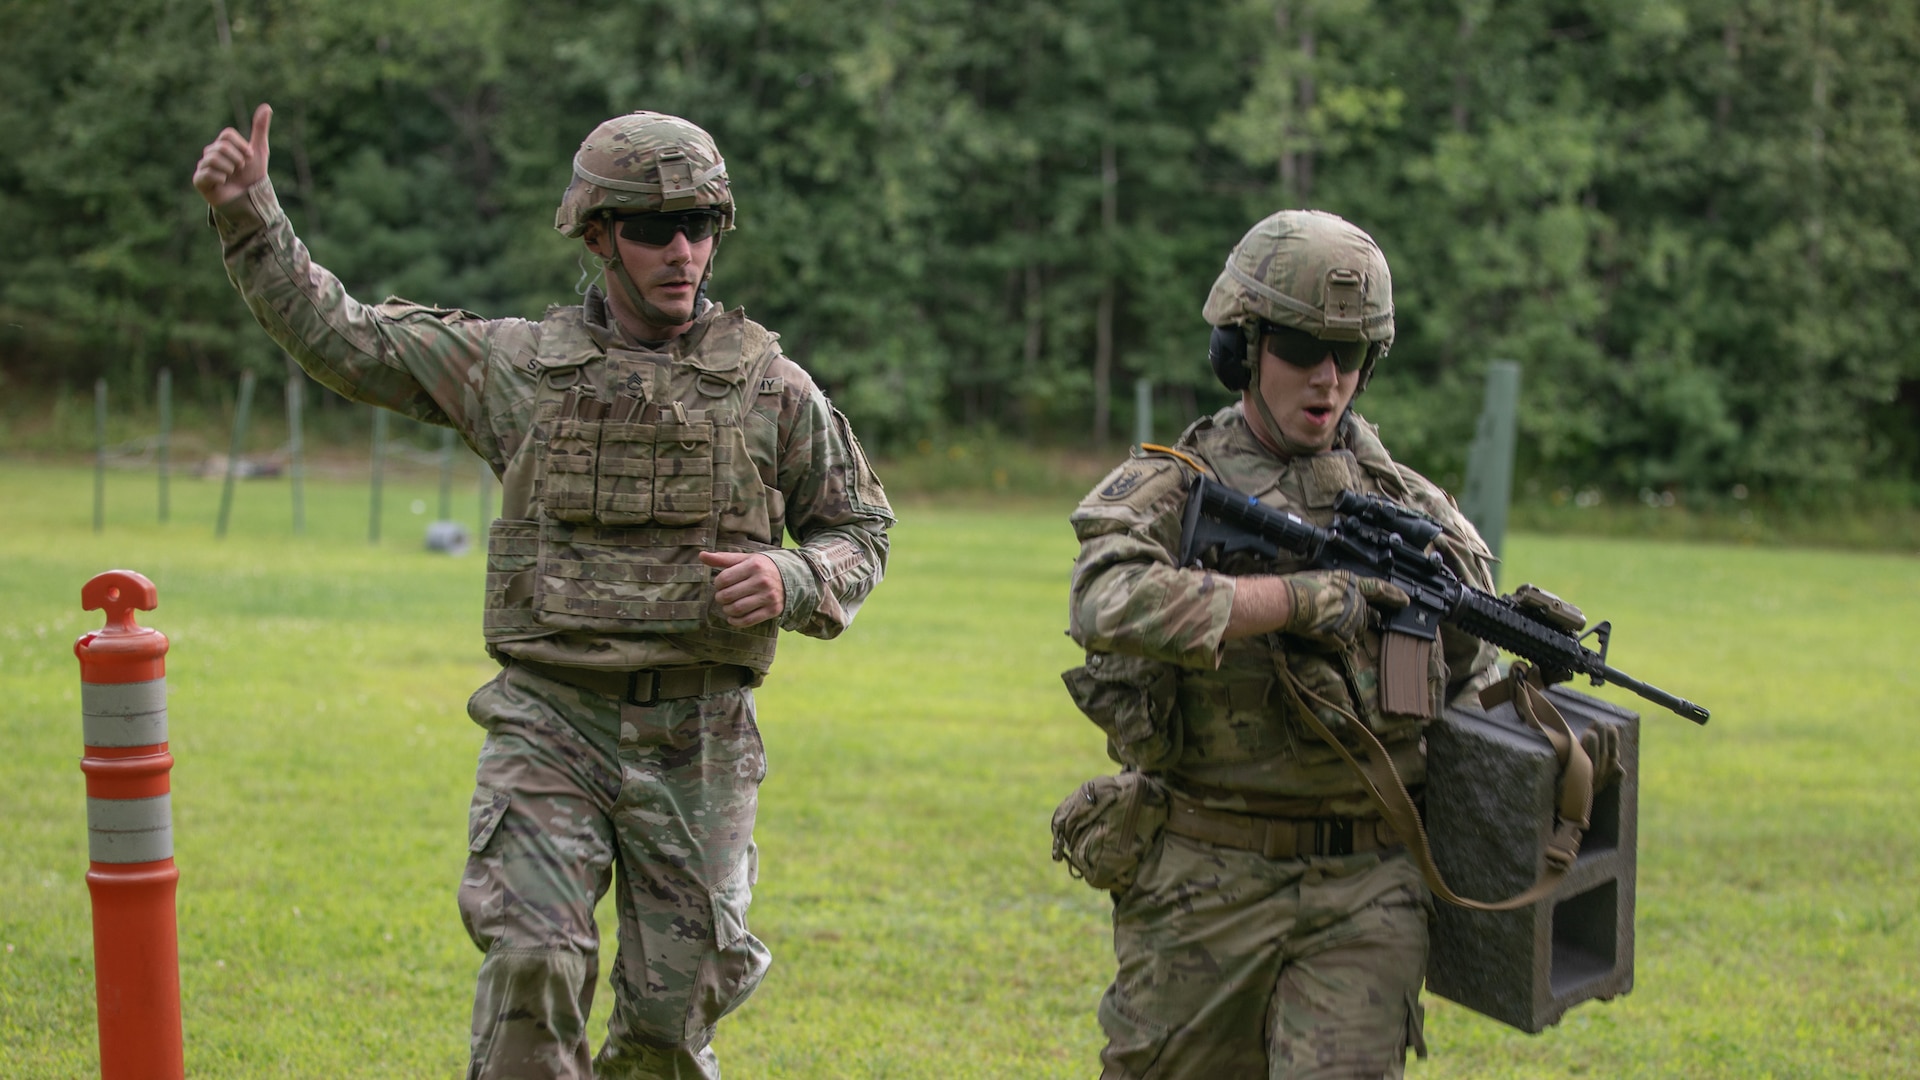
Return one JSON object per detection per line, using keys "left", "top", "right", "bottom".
{"left": 710, "top": 846, "right": 756, "bottom": 951}
{"left": 467, "top": 784, "right": 510, "bottom": 854}
{"left": 1062, "top": 652, "right": 1183, "bottom": 770}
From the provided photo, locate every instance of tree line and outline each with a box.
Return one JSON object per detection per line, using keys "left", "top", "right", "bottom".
{"left": 2, "top": 0, "right": 1915, "bottom": 497}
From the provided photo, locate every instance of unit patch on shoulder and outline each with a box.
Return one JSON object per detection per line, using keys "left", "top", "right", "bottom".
{"left": 1099, "top": 467, "right": 1150, "bottom": 501}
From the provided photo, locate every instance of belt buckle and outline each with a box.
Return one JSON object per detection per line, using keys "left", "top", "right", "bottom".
{"left": 625, "top": 671, "right": 661, "bottom": 707}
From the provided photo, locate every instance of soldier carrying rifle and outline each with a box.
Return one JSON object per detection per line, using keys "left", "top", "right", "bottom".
{"left": 1055, "top": 210, "right": 1633, "bottom": 1079}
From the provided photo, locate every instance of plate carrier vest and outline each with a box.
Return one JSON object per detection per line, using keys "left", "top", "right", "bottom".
{"left": 482, "top": 305, "right": 787, "bottom": 673}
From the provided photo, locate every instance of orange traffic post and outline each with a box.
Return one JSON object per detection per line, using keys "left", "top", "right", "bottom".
{"left": 74, "top": 570, "right": 183, "bottom": 1080}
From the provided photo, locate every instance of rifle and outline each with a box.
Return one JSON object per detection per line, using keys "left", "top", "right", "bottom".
{"left": 1176, "top": 475, "right": 1710, "bottom": 725}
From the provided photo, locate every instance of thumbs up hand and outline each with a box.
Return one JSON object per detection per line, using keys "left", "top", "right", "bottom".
{"left": 192, "top": 103, "right": 272, "bottom": 207}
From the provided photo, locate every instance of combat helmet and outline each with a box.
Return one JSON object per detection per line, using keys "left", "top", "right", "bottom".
{"left": 555, "top": 111, "right": 735, "bottom": 238}
{"left": 1202, "top": 210, "right": 1394, "bottom": 397}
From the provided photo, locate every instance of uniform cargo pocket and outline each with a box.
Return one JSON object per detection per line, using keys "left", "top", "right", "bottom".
{"left": 482, "top": 518, "right": 543, "bottom": 640}
{"left": 544, "top": 418, "right": 600, "bottom": 523}
{"left": 1063, "top": 651, "right": 1184, "bottom": 770}
{"left": 467, "top": 784, "right": 510, "bottom": 854}
{"left": 651, "top": 418, "right": 714, "bottom": 526}
{"left": 594, "top": 421, "right": 655, "bottom": 525}
{"left": 687, "top": 846, "right": 770, "bottom": 1036}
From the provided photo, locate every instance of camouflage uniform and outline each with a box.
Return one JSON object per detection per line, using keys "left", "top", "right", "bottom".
{"left": 211, "top": 120, "right": 890, "bottom": 1076}
{"left": 1066, "top": 211, "right": 1497, "bottom": 1079}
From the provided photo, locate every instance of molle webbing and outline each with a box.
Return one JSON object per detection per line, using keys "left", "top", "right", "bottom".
{"left": 482, "top": 305, "right": 783, "bottom": 669}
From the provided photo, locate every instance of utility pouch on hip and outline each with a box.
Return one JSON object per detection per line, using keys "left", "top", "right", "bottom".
{"left": 1062, "top": 652, "right": 1184, "bottom": 770}
{"left": 1050, "top": 771, "right": 1168, "bottom": 894}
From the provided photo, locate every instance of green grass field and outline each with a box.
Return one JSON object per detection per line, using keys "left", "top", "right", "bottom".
{"left": 1, "top": 460, "right": 1915, "bottom": 1078}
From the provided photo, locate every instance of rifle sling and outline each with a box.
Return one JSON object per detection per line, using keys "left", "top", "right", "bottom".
{"left": 1274, "top": 657, "right": 1595, "bottom": 912}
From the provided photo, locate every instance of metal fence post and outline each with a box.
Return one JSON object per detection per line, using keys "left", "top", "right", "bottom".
{"left": 438, "top": 426, "right": 456, "bottom": 521}
{"left": 369, "top": 408, "right": 388, "bottom": 544}
{"left": 1460, "top": 360, "right": 1522, "bottom": 583}
{"left": 156, "top": 370, "right": 171, "bottom": 524}
{"left": 286, "top": 360, "right": 305, "bottom": 536}
{"left": 214, "top": 370, "right": 256, "bottom": 539}
{"left": 94, "top": 378, "right": 108, "bottom": 533}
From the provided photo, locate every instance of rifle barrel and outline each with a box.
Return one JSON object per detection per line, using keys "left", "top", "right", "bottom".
{"left": 1600, "top": 664, "right": 1711, "bottom": 725}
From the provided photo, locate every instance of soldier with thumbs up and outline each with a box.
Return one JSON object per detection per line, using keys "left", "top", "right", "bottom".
{"left": 194, "top": 104, "right": 893, "bottom": 1080}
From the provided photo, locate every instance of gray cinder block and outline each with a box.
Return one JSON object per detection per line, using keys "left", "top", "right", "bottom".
{"left": 1423, "top": 685, "right": 1640, "bottom": 1032}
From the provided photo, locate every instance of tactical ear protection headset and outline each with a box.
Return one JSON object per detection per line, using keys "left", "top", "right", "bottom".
{"left": 1208, "top": 324, "right": 1257, "bottom": 392}
{"left": 1208, "top": 322, "right": 1382, "bottom": 393}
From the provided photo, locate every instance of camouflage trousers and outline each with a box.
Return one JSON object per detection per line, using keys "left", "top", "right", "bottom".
{"left": 459, "top": 664, "right": 771, "bottom": 1080}
{"left": 1099, "top": 835, "right": 1430, "bottom": 1080}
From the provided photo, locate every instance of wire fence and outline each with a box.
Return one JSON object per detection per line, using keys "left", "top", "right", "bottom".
{"left": 86, "top": 367, "right": 495, "bottom": 551}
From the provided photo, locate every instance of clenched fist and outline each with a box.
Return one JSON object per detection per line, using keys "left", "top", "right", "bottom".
{"left": 700, "top": 550, "right": 786, "bottom": 628}
{"left": 192, "top": 103, "right": 272, "bottom": 207}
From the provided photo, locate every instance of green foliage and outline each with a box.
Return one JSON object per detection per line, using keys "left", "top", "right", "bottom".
{"left": 2, "top": 462, "right": 1916, "bottom": 1076}
{"left": 1, "top": 0, "right": 1916, "bottom": 495}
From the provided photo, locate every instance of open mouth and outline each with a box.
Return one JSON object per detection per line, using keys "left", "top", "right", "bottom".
{"left": 1303, "top": 405, "right": 1335, "bottom": 424}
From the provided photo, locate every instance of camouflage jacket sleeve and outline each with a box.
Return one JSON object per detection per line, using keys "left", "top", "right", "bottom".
{"left": 1068, "top": 456, "right": 1236, "bottom": 669}
{"left": 757, "top": 354, "right": 893, "bottom": 639}
{"left": 210, "top": 179, "right": 533, "bottom": 467}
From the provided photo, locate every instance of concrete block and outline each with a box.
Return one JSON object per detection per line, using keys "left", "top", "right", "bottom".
{"left": 1423, "top": 685, "right": 1640, "bottom": 1032}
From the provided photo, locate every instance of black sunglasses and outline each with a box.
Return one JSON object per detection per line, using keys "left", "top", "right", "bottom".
{"left": 1261, "top": 323, "right": 1371, "bottom": 373}
{"left": 614, "top": 210, "right": 725, "bottom": 247}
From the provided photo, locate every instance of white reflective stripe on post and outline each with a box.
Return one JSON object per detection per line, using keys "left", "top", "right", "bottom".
{"left": 82, "top": 679, "right": 169, "bottom": 747}
{"left": 86, "top": 794, "right": 174, "bottom": 864}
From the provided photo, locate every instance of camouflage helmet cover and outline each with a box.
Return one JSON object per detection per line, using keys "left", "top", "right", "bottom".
{"left": 555, "top": 111, "right": 735, "bottom": 237}
{"left": 1202, "top": 209, "right": 1394, "bottom": 351}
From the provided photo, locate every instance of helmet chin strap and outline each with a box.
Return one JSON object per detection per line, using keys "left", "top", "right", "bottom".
{"left": 596, "top": 221, "right": 721, "bottom": 333}
{"left": 601, "top": 251, "right": 656, "bottom": 323}
{"left": 1246, "top": 358, "right": 1337, "bottom": 459}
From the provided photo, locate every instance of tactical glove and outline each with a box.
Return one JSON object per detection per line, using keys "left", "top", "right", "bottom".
{"left": 1280, "top": 569, "right": 1410, "bottom": 649}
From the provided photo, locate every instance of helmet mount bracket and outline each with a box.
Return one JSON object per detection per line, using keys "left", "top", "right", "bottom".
{"left": 1322, "top": 268, "right": 1366, "bottom": 337}
{"left": 656, "top": 150, "right": 700, "bottom": 212}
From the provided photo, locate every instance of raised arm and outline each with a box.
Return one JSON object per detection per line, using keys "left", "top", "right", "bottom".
{"left": 192, "top": 103, "right": 528, "bottom": 468}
